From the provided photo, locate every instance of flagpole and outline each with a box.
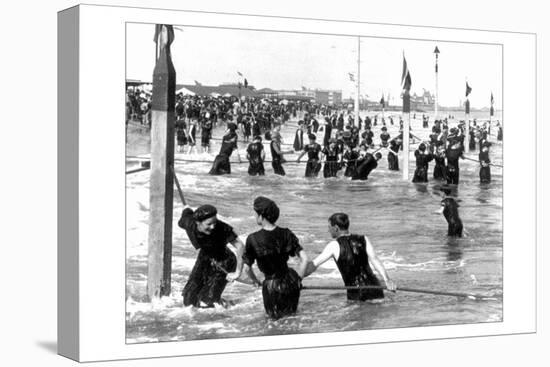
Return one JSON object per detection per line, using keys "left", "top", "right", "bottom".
{"left": 465, "top": 104, "right": 470, "bottom": 149}
{"left": 489, "top": 93, "right": 493, "bottom": 135}
{"left": 464, "top": 79, "right": 470, "bottom": 150}
{"left": 434, "top": 46, "right": 440, "bottom": 120}
{"left": 355, "top": 36, "right": 360, "bottom": 128}
{"left": 401, "top": 51, "right": 411, "bottom": 181}
{"left": 403, "top": 109, "right": 410, "bottom": 181}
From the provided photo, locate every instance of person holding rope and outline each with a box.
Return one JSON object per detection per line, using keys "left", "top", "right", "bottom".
{"left": 296, "top": 134, "right": 323, "bottom": 178}
{"left": 246, "top": 135, "right": 266, "bottom": 176}
{"left": 200, "top": 113, "right": 213, "bottom": 154}
{"left": 302, "top": 212, "right": 396, "bottom": 301}
{"left": 479, "top": 141, "right": 492, "bottom": 183}
{"left": 352, "top": 145, "right": 382, "bottom": 181}
{"left": 432, "top": 141, "right": 447, "bottom": 180}
{"left": 209, "top": 122, "right": 241, "bottom": 175}
{"left": 445, "top": 127, "right": 465, "bottom": 185}
{"left": 241, "top": 196, "right": 308, "bottom": 319}
{"left": 321, "top": 138, "right": 341, "bottom": 178}
{"left": 175, "top": 116, "right": 188, "bottom": 153}
{"left": 186, "top": 119, "right": 198, "bottom": 155}
{"left": 270, "top": 130, "right": 293, "bottom": 176}
{"left": 293, "top": 120, "right": 306, "bottom": 152}
{"left": 342, "top": 143, "right": 359, "bottom": 177}
{"left": 412, "top": 143, "right": 434, "bottom": 183}
{"left": 387, "top": 139, "right": 400, "bottom": 171}
{"left": 178, "top": 204, "right": 244, "bottom": 308}
{"left": 379, "top": 126, "right": 390, "bottom": 148}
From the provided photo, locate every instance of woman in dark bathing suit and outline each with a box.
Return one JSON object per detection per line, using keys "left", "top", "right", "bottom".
{"left": 242, "top": 197, "right": 308, "bottom": 319}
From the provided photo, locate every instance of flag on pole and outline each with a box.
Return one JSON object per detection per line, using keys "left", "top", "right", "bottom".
{"left": 401, "top": 55, "right": 412, "bottom": 92}
{"left": 490, "top": 92, "right": 494, "bottom": 116}
{"left": 237, "top": 71, "right": 243, "bottom": 77}
{"left": 153, "top": 24, "right": 175, "bottom": 49}
{"left": 380, "top": 95, "right": 385, "bottom": 108}
{"left": 401, "top": 54, "right": 412, "bottom": 113}
{"left": 348, "top": 73, "right": 355, "bottom": 82}
{"left": 465, "top": 82, "right": 472, "bottom": 97}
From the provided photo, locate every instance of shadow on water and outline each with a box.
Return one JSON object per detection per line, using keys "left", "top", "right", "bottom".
{"left": 414, "top": 183, "right": 428, "bottom": 194}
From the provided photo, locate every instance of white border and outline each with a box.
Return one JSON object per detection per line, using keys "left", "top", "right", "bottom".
{"left": 76, "top": 4, "right": 536, "bottom": 362}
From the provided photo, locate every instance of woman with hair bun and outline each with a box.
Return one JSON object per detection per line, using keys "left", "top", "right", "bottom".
{"left": 242, "top": 196, "right": 308, "bottom": 319}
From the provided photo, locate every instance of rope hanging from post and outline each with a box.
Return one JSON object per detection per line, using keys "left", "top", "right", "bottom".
{"left": 171, "top": 165, "right": 187, "bottom": 205}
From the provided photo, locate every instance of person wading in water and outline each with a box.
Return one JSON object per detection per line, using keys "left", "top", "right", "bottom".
{"left": 303, "top": 213, "right": 396, "bottom": 301}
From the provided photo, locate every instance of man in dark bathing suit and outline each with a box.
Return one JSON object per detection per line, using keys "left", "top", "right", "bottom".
{"left": 178, "top": 204, "right": 244, "bottom": 308}
{"left": 242, "top": 196, "right": 308, "bottom": 319}
{"left": 303, "top": 213, "right": 396, "bottom": 301}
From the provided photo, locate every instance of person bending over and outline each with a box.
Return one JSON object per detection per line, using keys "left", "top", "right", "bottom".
{"left": 178, "top": 204, "right": 244, "bottom": 308}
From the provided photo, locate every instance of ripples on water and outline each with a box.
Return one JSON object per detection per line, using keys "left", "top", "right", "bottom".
{"left": 126, "top": 116, "right": 503, "bottom": 343}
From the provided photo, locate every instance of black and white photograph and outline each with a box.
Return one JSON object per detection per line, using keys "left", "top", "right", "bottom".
{"left": 2, "top": 0, "right": 543, "bottom": 365}
{"left": 125, "top": 21, "right": 504, "bottom": 343}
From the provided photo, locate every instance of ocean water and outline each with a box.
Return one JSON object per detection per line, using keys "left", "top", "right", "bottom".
{"left": 125, "top": 112, "right": 502, "bottom": 343}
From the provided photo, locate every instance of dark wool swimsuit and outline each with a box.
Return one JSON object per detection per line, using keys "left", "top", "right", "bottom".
{"left": 322, "top": 146, "right": 340, "bottom": 178}
{"left": 352, "top": 154, "right": 378, "bottom": 181}
{"left": 270, "top": 140, "right": 286, "bottom": 176}
{"left": 412, "top": 150, "right": 433, "bottom": 183}
{"left": 246, "top": 142, "right": 265, "bottom": 176}
{"left": 335, "top": 234, "right": 384, "bottom": 301}
{"left": 388, "top": 142, "right": 400, "bottom": 171}
{"left": 479, "top": 150, "right": 491, "bottom": 183}
{"left": 433, "top": 152, "right": 446, "bottom": 180}
{"left": 243, "top": 227, "right": 303, "bottom": 320}
{"left": 178, "top": 208, "right": 237, "bottom": 307}
{"left": 209, "top": 131, "right": 237, "bottom": 175}
{"left": 303, "top": 143, "right": 322, "bottom": 177}
{"left": 441, "top": 198, "right": 463, "bottom": 237}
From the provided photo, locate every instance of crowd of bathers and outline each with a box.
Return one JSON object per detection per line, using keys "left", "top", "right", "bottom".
{"left": 127, "top": 89, "right": 502, "bottom": 185}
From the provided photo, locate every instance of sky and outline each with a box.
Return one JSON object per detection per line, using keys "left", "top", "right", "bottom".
{"left": 126, "top": 22, "right": 502, "bottom": 109}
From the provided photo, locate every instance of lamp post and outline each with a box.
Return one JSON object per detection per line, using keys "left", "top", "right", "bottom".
{"left": 434, "top": 46, "right": 440, "bottom": 120}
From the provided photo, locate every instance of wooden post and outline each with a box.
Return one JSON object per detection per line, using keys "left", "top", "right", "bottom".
{"left": 147, "top": 25, "right": 176, "bottom": 300}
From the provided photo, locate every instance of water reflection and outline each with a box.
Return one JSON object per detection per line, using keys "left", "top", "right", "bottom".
{"left": 445, "top": 238, "right": 464, "bottom": 262}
